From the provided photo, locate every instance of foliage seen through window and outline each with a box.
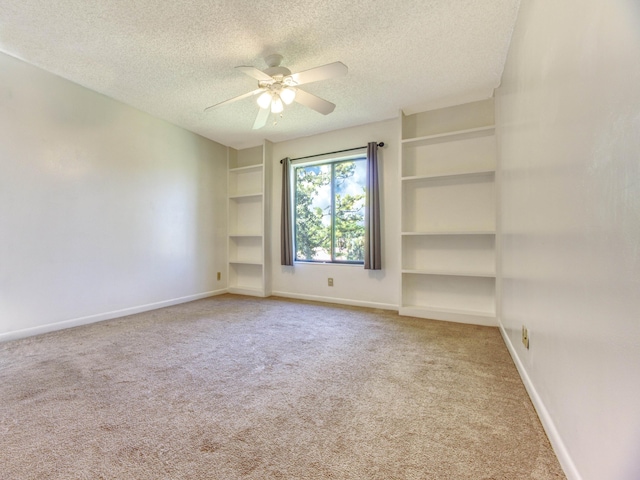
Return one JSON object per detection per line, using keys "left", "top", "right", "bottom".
{"left": 294, "top": 158, "right": 366, "bottom": 263}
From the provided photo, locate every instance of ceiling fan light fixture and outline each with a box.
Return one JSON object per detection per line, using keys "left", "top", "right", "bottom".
{"left": 271, "top": 95, "right": 284, "bottom": 113}
{"left": 280, "top": 87, "right": 296, "bottom": 105}
{"left": 257, "top": 91, "right": 273, "bottom": 109}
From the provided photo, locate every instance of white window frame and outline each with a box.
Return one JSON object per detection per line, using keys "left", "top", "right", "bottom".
{"left": 291, "top": 153, "right": 367, "bottom": 265}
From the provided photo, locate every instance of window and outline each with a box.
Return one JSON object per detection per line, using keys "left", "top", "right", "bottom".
{"left": 294, "top": 156, "right": 366, "bottom": 263}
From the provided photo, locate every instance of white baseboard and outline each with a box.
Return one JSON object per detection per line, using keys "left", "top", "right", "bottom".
{"left": 270, "top": 291, "right": 397, "bottom": 311}
{"left": 499, "top": 323, "right": 582, "bottom": 480}
{"left": 0, "top": 289, "right": 228, "bottom": 343}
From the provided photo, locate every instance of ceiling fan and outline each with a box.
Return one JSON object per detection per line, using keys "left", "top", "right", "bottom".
{"left": 204, "top": 54, "right": 348, "bottom": 130}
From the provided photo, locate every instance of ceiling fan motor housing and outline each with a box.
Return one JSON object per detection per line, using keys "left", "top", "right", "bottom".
{"left": 263, "top": 66, "right": 292, "bottom": 79}
{"left": 262, "top": 54, "right": 292, "bottom": 80}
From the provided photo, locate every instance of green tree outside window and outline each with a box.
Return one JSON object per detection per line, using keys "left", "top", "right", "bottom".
{"left": 294, "top": 158, "right": 366, "bottom": 263}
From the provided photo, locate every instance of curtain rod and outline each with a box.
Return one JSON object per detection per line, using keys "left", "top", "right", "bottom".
{"left": 280, "top": 142, "right": 385, "bottom": 164}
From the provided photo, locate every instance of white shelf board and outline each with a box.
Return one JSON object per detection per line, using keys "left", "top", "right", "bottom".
{"left": 229, "top": 192, "right": 262, "bottom": 200}
{"left": 228, "top": 233, "right": 263, "bottom": 238}
{"left": 402, "top": 269, "right": 496, "bottom": 278}
{"left": 229, "top": 164, "right": 263, "bottom": 173}
{"left": 402, "top": 169, "right": 495, "bottom": 182}
{"left": 399, "top": 305, "right": 496, "bottom": 326}
{"left": 401, "top": 230, "right": 495, "bottom": 236}
{"left": 229, "top": 260, "right": 263, "bottom": 266}
{"left": 401, "top": 126, "right": 495, "bottom": 147}
{"left": 228, "top": 286, "right": 265, "bottom": 297}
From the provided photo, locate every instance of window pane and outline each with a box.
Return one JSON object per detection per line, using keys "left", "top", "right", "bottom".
{"left": 333, "top": 160, "right": 366, "bottom": 261}
{"left": 295, "top": 164, "right": 332, "bottom": 261}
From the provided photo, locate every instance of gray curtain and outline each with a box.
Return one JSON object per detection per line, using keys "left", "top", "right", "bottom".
{"left": 364, "top": 142, "right": 382, "bottom": 270}
{"left": 281, "top": 157, "right": 294, "bottom": 266}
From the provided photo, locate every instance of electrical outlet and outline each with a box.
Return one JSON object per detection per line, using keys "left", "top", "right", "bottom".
{"left": 217, "top": 272, "right": 221, "bottom": 281}
{"left": 328, "top": 278, "right": 334, "bottom": 287}
{"left": 522, "top": 326, "right": 529, "bottom": 349}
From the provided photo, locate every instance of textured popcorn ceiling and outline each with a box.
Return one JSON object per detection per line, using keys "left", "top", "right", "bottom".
{"left": 0, "top": 0, "right": 520, "bottom": 149}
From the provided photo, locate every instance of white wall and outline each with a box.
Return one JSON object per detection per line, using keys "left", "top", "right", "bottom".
{"left": 496, "top": 1, "right": 640, "bottom": 479}
{"left": 0, "top": 52, "right": 228, "bottom": 340}
{"left": 269, "top": 119, "right": 400, "bottom": 310}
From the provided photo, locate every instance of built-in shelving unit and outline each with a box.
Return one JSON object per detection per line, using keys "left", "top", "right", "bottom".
{"left": 227, "top": 142, "right": 272, "bottom": 297}
{"left": 399, "top": 99, "right": 497, "bottom": 325}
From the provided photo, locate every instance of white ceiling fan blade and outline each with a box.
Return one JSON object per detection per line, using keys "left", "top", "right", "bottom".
{"left": 294, "top": 89, "right": 336, "bottom": 115}
{"left": 236, "top": 66, "right": 274, "bottom": 82}
{"left": 289, "top": 62, "right": 348, "bottom": 86}
{"left": 252, "top": 107, "right": 270, "bottom": 130}
{"left": 204, "top": 88, "right": 264, "bottom": 111}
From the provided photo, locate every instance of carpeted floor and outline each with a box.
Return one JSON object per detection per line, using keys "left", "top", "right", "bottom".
{"left": 0, "top": 294, "right": 565, "bottom": 479}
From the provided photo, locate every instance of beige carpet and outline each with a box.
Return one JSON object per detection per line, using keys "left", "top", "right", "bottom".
{"left": 0, "top": 294, "right": 565, "bottom": 479}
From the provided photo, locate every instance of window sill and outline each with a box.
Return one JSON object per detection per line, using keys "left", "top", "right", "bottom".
{"left": 293, "top": 261, "right": 364, "bottom": 267}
